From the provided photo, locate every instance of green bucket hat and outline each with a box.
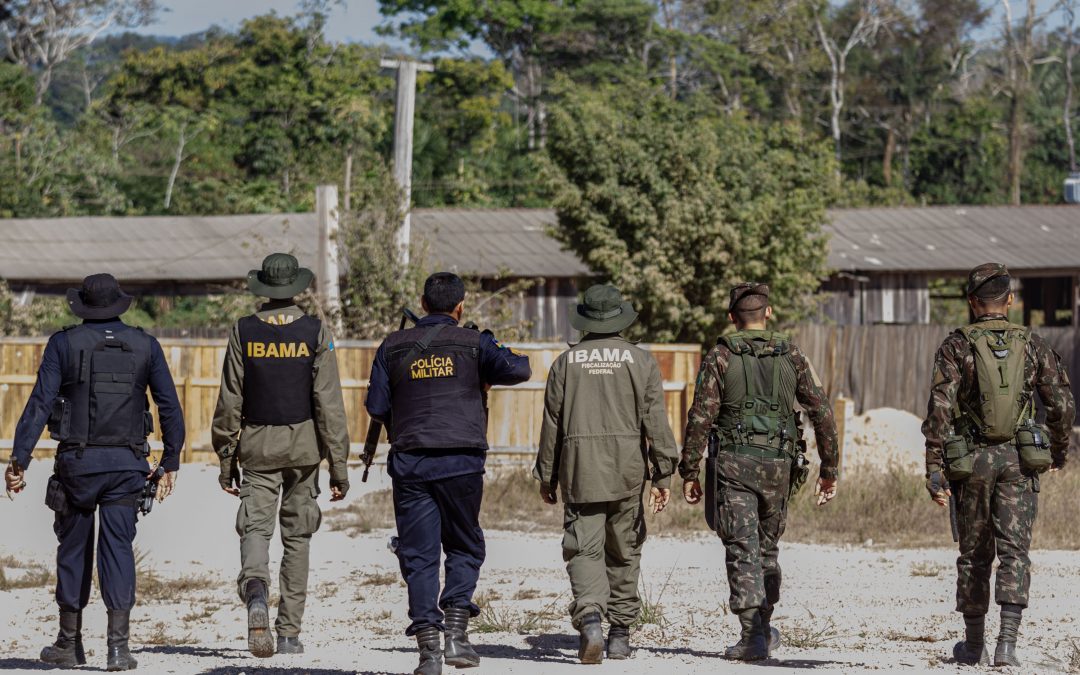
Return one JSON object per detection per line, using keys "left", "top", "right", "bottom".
{"left": 247, "top": 253, "right": 314, "bottom": 299}
{"left": 570, "top": 284, "right": 638, "bottom": 334}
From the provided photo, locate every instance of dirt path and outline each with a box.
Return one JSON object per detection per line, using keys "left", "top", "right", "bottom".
{"left": 1, "top": 464, "right": 1077, "bottom": 674}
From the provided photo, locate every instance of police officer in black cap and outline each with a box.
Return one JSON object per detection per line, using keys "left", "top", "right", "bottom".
{"left": 365, "top": 272, "right": 532, "bottom": 675}
{"left": 4, "top": 273, "right": 185, "bottom": 671}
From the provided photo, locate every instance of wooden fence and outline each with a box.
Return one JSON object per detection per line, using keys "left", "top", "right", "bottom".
{"left": 791, "top": 324, "right": 1080, "bottom": 421}
{"left": 0, "top": 339, "right": 701, "bottom": 464}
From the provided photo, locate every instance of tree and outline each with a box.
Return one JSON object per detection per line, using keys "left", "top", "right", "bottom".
{"left": 0, "top": 0, "right": 157, "bottom": 105}
{"left": 542, "top": 81, "right": 834, "bottom": 344}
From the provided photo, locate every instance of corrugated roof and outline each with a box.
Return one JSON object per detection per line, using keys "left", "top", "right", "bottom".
{"left": 0, "top": 209, "right": 586, "bottom": 283}
{"left": 826, "top": 206, "right": 1080, "bottom": 273}
{"left": 5, "top": 205, "right": 1080, "bottom": 284}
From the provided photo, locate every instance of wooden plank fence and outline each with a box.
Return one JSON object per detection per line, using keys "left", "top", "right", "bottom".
{"left": 0, "top": 339, "right": 701, "bottom": 464}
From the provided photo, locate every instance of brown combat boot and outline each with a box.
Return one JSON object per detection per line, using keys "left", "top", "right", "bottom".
{"left": 724, "top": 609, "right": 768, "bottom": 661}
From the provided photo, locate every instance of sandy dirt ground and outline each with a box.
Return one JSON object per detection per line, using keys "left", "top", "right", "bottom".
{"left": 1, "top": 461, "right": 1078, "bottom": 675}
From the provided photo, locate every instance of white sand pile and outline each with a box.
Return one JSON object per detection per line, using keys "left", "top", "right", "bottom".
{"left": 806, "top": 407, "right": 926, "bottom": 474}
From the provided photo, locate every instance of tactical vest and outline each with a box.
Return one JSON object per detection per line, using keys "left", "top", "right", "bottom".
{"left": 383, "top": 323, "right": 487, "bottom": 452}
{"left": 51, "top": 324, "right": 153, "bottom": 451}
{"left": 954, "top": 319, "right": 1032, "bottom": 443}
{"left": 238, "top": 314, "right": 320, "bottom": 425}
{"left": 715, "top": 331, "right": 799, "bottom": 454}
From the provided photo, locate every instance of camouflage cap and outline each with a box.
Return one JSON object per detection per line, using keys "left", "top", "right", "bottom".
{"left": 728, "top": 282, "right": 770, "bottom": 313}
{"left": 966, "top": 262, "right": 1010, "bottom": 298}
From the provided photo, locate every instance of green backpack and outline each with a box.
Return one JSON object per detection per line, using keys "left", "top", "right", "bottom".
{"left": 714, "top": 331, "right": 799, "bottom": 452}
{"left": 955, "top": 320, "right": 1031, "bottom": 443}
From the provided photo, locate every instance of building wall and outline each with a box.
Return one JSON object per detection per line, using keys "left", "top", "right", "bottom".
{"left": 819, "top": 273, "right": 931, "bottom": 325}
{"left": 480, "top": 276, "right": 583, "bottom": 342}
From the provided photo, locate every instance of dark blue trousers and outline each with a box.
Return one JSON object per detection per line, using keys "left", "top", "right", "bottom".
{"left": 54, "top": 471, "right": 143, "bottom": 612}
{"left": 392, "top": 473, "right": 486, "bottom": 636}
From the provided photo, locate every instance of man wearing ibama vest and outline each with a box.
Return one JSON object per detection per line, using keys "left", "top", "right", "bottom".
{"left": 212, "top": 253, "right": 350, "bottom": 658}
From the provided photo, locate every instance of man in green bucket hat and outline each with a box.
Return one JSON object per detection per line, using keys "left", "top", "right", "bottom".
{"left": 534, "top": 284, "right": 679, "bottom": 664}
{"left": 212, "top": 253, "right": 351, "bottom": 658}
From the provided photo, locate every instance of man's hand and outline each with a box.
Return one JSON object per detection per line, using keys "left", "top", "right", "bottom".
{"left": 219, "top": 455, "right": 240, "bottom": 496}
{"left": 156, "top": 470, "right": 176, "bottom": 503}
{"left": 539, "top": 483, "right": 558, "bottom": 505}
{"left": 5, "top": 461, "right": 26, "bottom": 498}
{"left": 649, "top": 487, "right": 671, "bottom": 514}
{"left": 815, "top": 477, "right": 837, "bottom": 506}
{"left": 925, "top": 471, "right": 951, "bottom": 507}
{"left": 1050, "top": 455, "right": 1067, "bottom": 473}
{"left": 683, "top": 479, "right": 702, "bottom": 505}
{"left": 329, "top": 479, "right": 349, "bottom": 502}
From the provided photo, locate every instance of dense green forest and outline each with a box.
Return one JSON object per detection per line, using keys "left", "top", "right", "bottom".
{"left": 2, "top": 0, "right": 1079, "bottom": 339}
{"left": 2, "top": 0, "right": 1078, "bottom": 219}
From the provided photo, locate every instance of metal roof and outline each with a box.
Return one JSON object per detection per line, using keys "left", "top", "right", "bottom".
{"left": 0, "top": 209, "right": 586, "bottom": 284}
{"left": 5, "top": 205, "right": 1080, "bottom": 285}
{"left": 826, "top": 206, "right": 1080, "bottom": 274}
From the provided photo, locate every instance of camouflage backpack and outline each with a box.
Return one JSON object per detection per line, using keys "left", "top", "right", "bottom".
{"left": 956, "top": 319, "right": 1032, "bottom": 443}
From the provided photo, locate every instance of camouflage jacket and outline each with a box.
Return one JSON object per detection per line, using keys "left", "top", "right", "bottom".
{"left": 679, "top": 332, "right": 839, "bottom": 482}
{"left": 922, "top": 314, "right": 1074, "bottom": 473}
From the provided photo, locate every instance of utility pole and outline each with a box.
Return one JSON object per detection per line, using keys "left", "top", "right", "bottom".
{"left": 316, "top": 184, "right": 343, "bottom": 333}
{"left": 381, "top": 58, "right": 434, "bottom": 266}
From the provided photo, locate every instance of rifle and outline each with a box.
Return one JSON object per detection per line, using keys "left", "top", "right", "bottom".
{"left": 361, "top": 307, "right": 420, "bottom": 483}
{"left": 140, "top": 466, "right": 166, "bottom": 516}
{"left": 948, "top": 481, "right": 960, "bottom": 543}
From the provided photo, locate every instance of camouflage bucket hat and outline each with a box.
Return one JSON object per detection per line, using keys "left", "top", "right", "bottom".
{"left": 570, "top": 284, "right": 638, "bottom": 334}
{"left": 966, "top": 262, "right": 1010, "bottom": 298}
{"left": 247, "top": 253, "right": 314, "bottom": 300}
{"left": 728, "top": 282, "right": 770, "bottom": 314}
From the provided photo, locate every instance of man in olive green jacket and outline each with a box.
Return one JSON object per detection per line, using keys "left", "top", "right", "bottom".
{"left": 534, "top": 284, "right": 679, "bottom": 665}
{"left": 212, "top": 253, "right": 351, "bottom": 658}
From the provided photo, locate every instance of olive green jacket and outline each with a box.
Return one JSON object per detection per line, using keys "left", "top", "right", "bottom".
{"left": 211, "top": 302, "right": 350, "bottom": 482}
{"left": 534, "top": 335, "right": 679, "bottom": 503}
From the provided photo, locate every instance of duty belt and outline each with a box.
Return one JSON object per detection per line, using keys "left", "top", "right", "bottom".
{"left": 723, "top": 444, "right": 789, "bottom": 460}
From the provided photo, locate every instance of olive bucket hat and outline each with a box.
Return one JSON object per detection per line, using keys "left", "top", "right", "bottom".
{"left": 247, "top": 253, "right": 314, "bottom": 300}
{"left": 570, "top": 284, "right": 638, "bottom": 334}
{"left": 66, "top": 273, "right": 133, "bottom": 320}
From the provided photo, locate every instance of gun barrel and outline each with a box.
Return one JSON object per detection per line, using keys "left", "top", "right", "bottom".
{"left": 948, "top": 489, "right": 960, "bottom": 543}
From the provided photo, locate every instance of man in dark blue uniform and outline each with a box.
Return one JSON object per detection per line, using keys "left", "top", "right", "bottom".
{"left": 4, "top": 274, "right": 185, "bottom": 672}
{"left": 366, "top": 272, "right": 532, "bottom": 675}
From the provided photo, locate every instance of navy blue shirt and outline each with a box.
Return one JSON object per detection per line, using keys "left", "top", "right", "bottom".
{"left": 366, "top": 314, "right": 532, "bottom": 482}
{"left": 12, "top": 320, "right": 186, "bottom": 476}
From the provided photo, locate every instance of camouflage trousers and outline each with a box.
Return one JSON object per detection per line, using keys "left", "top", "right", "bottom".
{"left": 954, "top": 442, "right": 1038, "bottom": 616}
{"left": 715, "top": 453, "right": 790, "bottom": 613}
{"left": 562, "top": 494, "right": 646, "bottom": 628}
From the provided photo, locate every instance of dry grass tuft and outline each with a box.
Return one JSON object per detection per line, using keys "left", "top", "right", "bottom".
{"left": 135, "top": 549, "right": 216, "bottom": 602}
{"left": 0, "top": 555, "right": 55, "bottom": 590}
{"left": 784, "top": 615, "right": 842, "bottom": 649}
{"left": 142, "top": 621, "right": 195, "bottom": 646}
{"left": 360, "top": 571, "right": 399, "bottom": 587}
{"left": 473, "top": 594, "right": 564, "bottom": 635}
{"left": 909, "top": 561, "right": 947, "bottom": 577}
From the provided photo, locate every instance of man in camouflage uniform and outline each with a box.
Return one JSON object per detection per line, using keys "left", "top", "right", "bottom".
{"left": 680, "top": 283, "right": 838, "bottom": 662}
{"left": 924, "top": 263, "right": 1073, "bottom": 668}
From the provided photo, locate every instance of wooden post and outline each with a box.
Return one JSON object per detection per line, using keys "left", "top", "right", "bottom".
{"left": 380, "top": 59, "right": 434, "bottom": 266}
{"left": 316, "top": 184, "right": 343, "bottom": 334}
{"left": 182, "top": 377, "right": 196, "bottom": 463}
{"left": 833, "top": 395, "right": 852, "bottom": 474}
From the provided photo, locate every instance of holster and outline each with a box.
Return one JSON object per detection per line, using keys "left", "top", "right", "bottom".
{"left": 704, "top": 431, "right": 719, "bottom": 531}
{"left": 45, "top": 475, "right": 71, "bottom": 516}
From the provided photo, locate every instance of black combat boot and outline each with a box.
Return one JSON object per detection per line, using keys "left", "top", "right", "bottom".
{"left": 760, "top": 604, "right": 781, "bottom": 656}
{"left": 606, "top": 625, "right": 631, "bottom": 660}
{"left": 994, "top": 609, "right": 1022, "bottom": 667}
{"left": 443, "top": 607, "right": 480, "bottom": 668}
{"left": 40, "top": 609, "right": 86, "bottom": 667}
{"left": 724, "top": 608, "right": 768, "bottom": 661}
{"left": 276, "top": 635, "right": 304, "bottom": 654}
{"left": 952, "top": 614, "right": 991, "bottom": 666}
{"left": 414, "top": 626, "right": 442, "bottom": 675}
{"left": 106, "top": 609, "right": 138, "bottom": 671}
{"left": 577, "top": 612, "right": 604, "bottom": 664}
{"left": 245, "top": 579, "right": 274, "bottom": 658}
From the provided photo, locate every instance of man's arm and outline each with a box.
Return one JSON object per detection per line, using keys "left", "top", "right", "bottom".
{"left": 922, "top": 338, "right": 964, "bottom": 474}
{"left": 10, "top": 334, "right": 64, "bottom": 471}
{"left": 679, "top": 346, "right": 726, "bottom": 483}
{"left": 211, "top": 324, "right": 245, "bottom": 458}
{"left": 534, "top": 354, "right": 565, "bottom": 497}
{"left": 643, "top": 354, "right": 678, "bottom": 489}
{"left": 478, "top": 332, "right": 532, "bottom": 386}
{"left": 147, "top": 338, "right": 186, "bottom": 472}
{"left": 312, "top": 325, "right": 350, "bottom": 493}
{"left": 364, "top": 342, "right": 391, "bottom": 424}
{"left": 790, "top": 345, "right": 839, "bottom": 481}
{"left": 1031, "top": 335, "right": 1075, "bottom": 468}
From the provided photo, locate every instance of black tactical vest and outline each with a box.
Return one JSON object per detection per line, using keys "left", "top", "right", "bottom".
{"left": 383, "top": 323, "right": 486, "bottom": 452}
{"left": 52, "top": 324, "right": 153, "bottom": 451}
{"left": 238, "top": 314, "right": 320, "bottom": 425}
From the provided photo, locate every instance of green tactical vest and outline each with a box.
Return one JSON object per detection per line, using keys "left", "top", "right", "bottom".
{"left": 955, "top": 319, "right": 1033, "bottom": 443}
{"left": 715, "top": 330, "right": 799, "bottom": 452}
